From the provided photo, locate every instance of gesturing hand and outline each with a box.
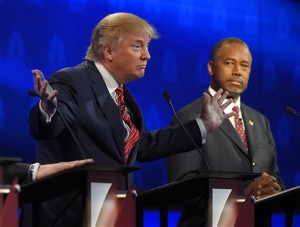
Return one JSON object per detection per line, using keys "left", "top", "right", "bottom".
{"left": 200, "top": 88, "right": 233, "bottom": 133}
{"left": 32, "top": 69, "right": 58, "bottom": 116}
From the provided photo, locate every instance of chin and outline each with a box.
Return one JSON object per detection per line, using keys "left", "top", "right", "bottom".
{"left": 228, "top": 91, "right": 242, "bottom": 98}
{"left": 137, "top": 73, "right": 145, "bottom": 79}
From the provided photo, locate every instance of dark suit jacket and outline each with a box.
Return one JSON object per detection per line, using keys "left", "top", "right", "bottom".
{"left": 28, "top": 60, "right": 203, "bottom": 226}
{"left": 166, "top": 95, "right": 284, "bottom": 227}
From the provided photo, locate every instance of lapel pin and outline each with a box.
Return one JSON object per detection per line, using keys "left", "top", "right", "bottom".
{"left": 249, "top": 120, "right": 254, "bottom": 126}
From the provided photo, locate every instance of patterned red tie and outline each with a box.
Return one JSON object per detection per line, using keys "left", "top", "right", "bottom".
{"left": 116, "top": 85, "right": 140, "bottom": 162}
{"left": 232, "top": 106, "right": 248, "bottom": 152}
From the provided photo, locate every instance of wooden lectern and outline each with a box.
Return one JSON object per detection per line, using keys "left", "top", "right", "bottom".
{"left": 137, "top": 171, "right": 259, "bottom": 227}
{"left": 0, "top": 157, "right": 22, "bottom": 227}
{"left": 20, "top": 163, "right": 139, "bottom": 227}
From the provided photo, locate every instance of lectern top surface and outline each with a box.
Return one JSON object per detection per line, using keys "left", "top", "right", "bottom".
{"left": 0, "top": 157, "right": 22, "bottom": 165}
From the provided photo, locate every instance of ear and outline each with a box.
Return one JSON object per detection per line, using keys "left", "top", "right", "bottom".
{"left": 207, "top": 61, "right": 214, "bottom": 76}
{"left": 102, "top": 46, "right": 113, "bottom": 61}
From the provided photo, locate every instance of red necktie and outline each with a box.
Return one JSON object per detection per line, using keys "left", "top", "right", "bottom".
{"left": 232, "top": 106, "right": 248, "bottom": 151}
{"left": 116, "top": 85, "right": 140, "bottom": 162}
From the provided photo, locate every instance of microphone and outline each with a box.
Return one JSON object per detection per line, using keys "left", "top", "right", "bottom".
{"left": 285, "top": 106, "right": 300, "bottom": 118}
{"left": 163, "top": 91, "right": 210, "bottom": 172}
{"left": 28, "top": 89, "right": 87, "bottom": 159}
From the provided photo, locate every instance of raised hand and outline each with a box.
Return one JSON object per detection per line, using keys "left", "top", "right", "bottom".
{"left": 32, "top": 69, "right": 58, "bottom": 115}
{"left": 200, "top": 88, "right": 233, "bottom": 132}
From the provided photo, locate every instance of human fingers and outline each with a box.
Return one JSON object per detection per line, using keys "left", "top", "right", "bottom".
{"left": 63, "top": 159, "right": 94, "bottom": 169}
{"left": 220, "top": 95, "right": 233, "bottom": 111}
{"left": 244, "top": 173, "right": 268, "bottom": 196}
{"left": 32, "top": 69, "right": 45, "bottom": 87}
{"left": 257, "top": 175, "right": 280, "bottom": 190}
{"left": 211, "top": 88, "right": 223, "bottom": 103}
{"left": 202, "top": 91, "right": 210, "bottom": 105}
{"left": 256, "top": 182, "right": 281, "bottom": 199}
{"left": 32, "top": 70, "right": 48, "bottom": 97}
{"left": 32, "top": 70, "right": 57, "bottom": 107}
{"left": 216, "top": 89, "right": 228, "bottom": 106}
{"left": 32, "top": 70, "right": 41, "bottom": 92}
{"left": 255, "top": 174, "right": 281, "bottom": 198}
{"left": 32, "top": 69, "right": 45, "bottom": 79}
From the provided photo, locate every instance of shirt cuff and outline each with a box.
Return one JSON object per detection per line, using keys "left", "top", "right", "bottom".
{"left": 39, "top": 100, "right": 57, "bottom": 123}
{"left": 195, "top": 118, "right": 207, "bottom": 144}
{"left": 28, "top": 163, "right": 40, "bottom": 181}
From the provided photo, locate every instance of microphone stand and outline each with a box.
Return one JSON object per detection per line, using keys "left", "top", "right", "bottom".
{"left": 163, "top": 91, "right": 210, "bottom": 172}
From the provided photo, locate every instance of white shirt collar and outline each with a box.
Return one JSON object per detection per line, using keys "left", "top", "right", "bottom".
{"left": 94, "top": 62, "right": 119, "bottom": 96}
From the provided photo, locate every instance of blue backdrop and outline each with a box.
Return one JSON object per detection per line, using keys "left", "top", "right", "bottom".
{"left": 1, "top": 0, "right": 300, "bottom": 226}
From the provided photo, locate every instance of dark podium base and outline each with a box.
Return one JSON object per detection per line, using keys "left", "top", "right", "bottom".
{"left": 137, "top": 171, "right": 259, "bottom": 227}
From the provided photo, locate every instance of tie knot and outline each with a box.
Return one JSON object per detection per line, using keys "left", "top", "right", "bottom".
{"left": 116, "top": 84, "right": 124, "bottom": 96}
{"left": 232, "top": 105, "right": 239, "bottom": 113}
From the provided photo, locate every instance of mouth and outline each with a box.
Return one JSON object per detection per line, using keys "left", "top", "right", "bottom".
{"left": 228, "top": 79, "right": 242, "bottom": 86}
{"left": 138, "top": 65, "right": 147, "bottom": 70}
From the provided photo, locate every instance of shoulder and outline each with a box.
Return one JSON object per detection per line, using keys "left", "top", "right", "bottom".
{"left": 241, "top": 103, "right": 269, "bottom": 121}
{"left": 174, "top": 97, "right": 204, "bottom": 124}
{"left": 48, "top": 61, "right": 93, "bottom": 84}
{"left": 53, "top": 61, "right": 88, "bottom": 76}
{"left": 179, "top": 97, "right": 204, "bottom": 113}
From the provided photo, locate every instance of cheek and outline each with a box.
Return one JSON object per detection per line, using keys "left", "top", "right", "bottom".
{"left": 214, "top": 74, "right": 228, "bottom": 86}
{"left": 243, "top": 75, "right": 250, "bottom": 85}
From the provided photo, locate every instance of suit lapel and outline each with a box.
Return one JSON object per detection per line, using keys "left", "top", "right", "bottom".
{"left": 84, "top": 61, "right": 125, "bottom": 159}
{"left": 219, "top": 119, "right": 248, "bottom": 153}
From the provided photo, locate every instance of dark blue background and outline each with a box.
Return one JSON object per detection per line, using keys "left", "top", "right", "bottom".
{"left": 1, "top": 0, "right": 300, "bottom": 226}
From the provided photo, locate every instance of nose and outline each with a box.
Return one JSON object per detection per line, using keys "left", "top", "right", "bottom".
{"left": 141, "top": 47, "right": 151, "bottom": 60}
{"left": 232, "top": 64, "right": 241, "bottom": 76}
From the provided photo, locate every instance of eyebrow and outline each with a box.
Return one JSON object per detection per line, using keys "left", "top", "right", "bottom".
{"left": 225, "top": 58, "right": 250, "bottom": 63}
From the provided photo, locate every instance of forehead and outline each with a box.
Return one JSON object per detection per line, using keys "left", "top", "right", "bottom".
{"left": 218, "top": 43, "right": 252, "bottom": 62}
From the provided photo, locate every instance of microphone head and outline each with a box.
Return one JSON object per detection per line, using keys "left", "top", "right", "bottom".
{"left": 163, "top": 91, "right": 170, "bottom": 101}
{"left": 286, "top": 106, "right": 296, "bottom": 114}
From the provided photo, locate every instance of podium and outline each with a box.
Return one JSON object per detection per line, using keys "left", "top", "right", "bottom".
{"left": 0, "top": 157, "right": 22, "bottom": 227}
{"left": 255, "top": 185, "right": 300, "bottom": 227}
{"left": 20, "top": 163, "right": 139, "bottom": 227}
{"left": 137, "top": 171, "right": 259, "bottom": 227}
{"left": 0, "top": 157, "right": 22, "bottom": 184}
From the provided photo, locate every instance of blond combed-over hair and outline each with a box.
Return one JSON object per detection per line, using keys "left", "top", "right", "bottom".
{"left": 85, "top": 12, "right": 158, "bottom": 61}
